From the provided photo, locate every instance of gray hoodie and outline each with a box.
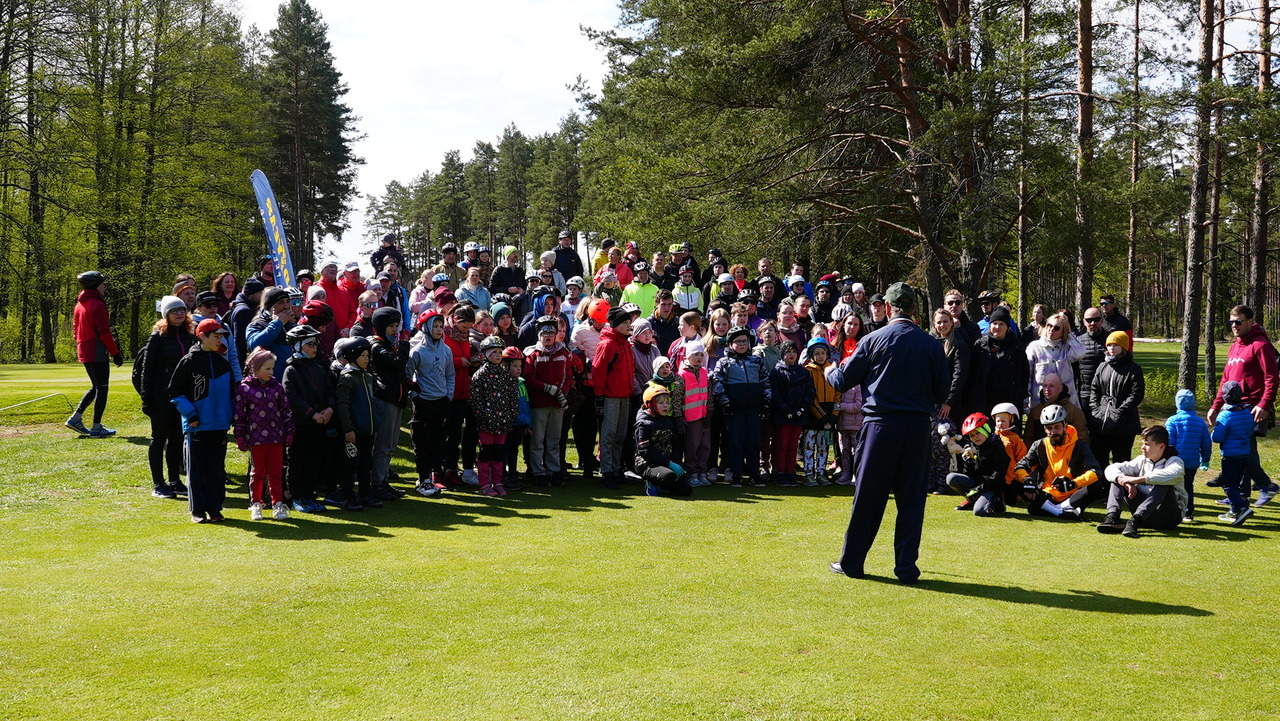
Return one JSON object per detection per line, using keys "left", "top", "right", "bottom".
{"left": 407, "top": 315, "right": 455, "bottom": 401}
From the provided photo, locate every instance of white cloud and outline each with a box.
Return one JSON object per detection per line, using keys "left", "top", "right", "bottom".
{"left": 229, "top": 0, "right": 617, "bottom": 264}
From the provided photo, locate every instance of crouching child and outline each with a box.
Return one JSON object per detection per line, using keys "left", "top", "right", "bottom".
{"left": 635, "top": 385, "right": 693, "bottom": 497}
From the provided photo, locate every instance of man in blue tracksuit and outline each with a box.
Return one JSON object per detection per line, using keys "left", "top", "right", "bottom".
{"left": 825, "top": 283, "right": 948, "bottom": 584}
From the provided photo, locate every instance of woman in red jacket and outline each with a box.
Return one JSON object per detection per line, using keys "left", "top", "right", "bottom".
{"left": 68, "top": 271, "right": 123, "bottom": 437}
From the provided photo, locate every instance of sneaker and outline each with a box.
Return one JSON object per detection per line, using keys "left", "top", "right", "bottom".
{"left": 1253, "top": 488, "right": 1277, "bottom": 507}
{"left": 1215, "top": 498, "right": 1231, "bottom": 506}
{"left": 373, "top": 486, "right": 399, "bottom": 501}
{"left": 322, "top": 495, "right": 347, "bottom": 507}
{"left": 1182, "top": 511, "right": 1196, "bottom": 524}
{"left": 360, "top": 496, "right": 384, "bottom": 509}
{"left": 481, "top": 485, "right": 499, "bottom": 497}
{"left": 805, "top": 475, "right": 819, "bottom": 487}
{"left": 955, "top": 501, "right": 973, "bottom": 511}
{"left": 729, "top": 474, "right": 742, "bottom": 488}
{"left": 461, "top": 469, "right": 480, "bottom": 486}
{"left": 751, "top": 477, "right": 766, "bottom": 488}
{"left": 292, "top": 500, "right": 309, "bottom": 513}
{"left": 1204, "top": 475, "right": 1222, "bottom": 487}
{"left": 191, "top": 514, "right": 207, "bottom": 523}
{"left": 645, "top": 483, "right": 661, "bottom": 497}
{"left": 817, "top": 477, "right": 832, "bottom": 486}
{"left": 504, "top": 476, "right": 526, "bottom": 492}
{"left": 1122, "top": 519, "right": 1141, "bottom": 538}
{"left": 249, "top": 503, "right": 264, "bottom": 521}
{"left": 65, "top": 417, "right": 90, "bottom": 435}
{"left": 494, "top": 484, "right": 508, "bottom": 496}
{"left": 415, "top": 481, "right": 443, "bottom": 497}
{"left": 169, "top": 481, "right": 188, "bottom": 495}
{"left": 343, "top": 499, "right": 364, "bottom": 511}
{"left": 207, "top": 512, "right": 225, "bottom": 523}
{"left": 272, "top": 502, "right": 289, "bottom": 520}
{"left": 1226, "top": 507, "right": 1253, "bottom": 526}
{"left": 152, "top": 485, "right": 177, "bottom": 499}
{"left": 443, "top": 469, "right": 464, "bottom": 489}
{"left": 1096, "top": 513, "right": 1125, "bottom": 534}
{"left": 1057, "top": 506, "right": 1082, "bottom": 521}
{"left": 87, "top": 425, "right": 116, "bottom": 438}
{"left": 304, "top": 500, "right": 326, "bottom": 512}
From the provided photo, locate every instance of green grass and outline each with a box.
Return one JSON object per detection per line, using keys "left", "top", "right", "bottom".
{"left": 1, "top": 360, "right": 1278, "bottom": 720}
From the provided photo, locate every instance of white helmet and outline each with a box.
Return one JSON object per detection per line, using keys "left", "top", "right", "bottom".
{"left": 1039, "top": 404, "right": 1068, "bottom": 426}
{"left": 991, "top": 403, "right": 1020, "bottom": 419}
{"left": 463, "top": 241, "right": 480, "bottom": 253}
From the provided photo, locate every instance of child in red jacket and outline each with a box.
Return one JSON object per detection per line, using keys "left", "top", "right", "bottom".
{"left": 523, "top": 316, "right": 574, "bottom": 486}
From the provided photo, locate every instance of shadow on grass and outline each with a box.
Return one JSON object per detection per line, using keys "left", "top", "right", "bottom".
{"left": 887, "top": 577, "right": 1214, "bottom": 616}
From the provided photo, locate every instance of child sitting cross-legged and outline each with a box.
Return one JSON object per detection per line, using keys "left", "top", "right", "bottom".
{"left": 634, "top": 385, "right": 693, "bottom": 497}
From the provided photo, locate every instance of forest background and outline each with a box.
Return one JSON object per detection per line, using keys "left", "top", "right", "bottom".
{"left": 0, "top": 0, "right": 1275, "bottom": 394}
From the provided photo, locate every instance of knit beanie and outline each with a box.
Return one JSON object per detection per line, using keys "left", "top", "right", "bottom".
{"left": 159, "top": 295, "right": 186, "bottom": 317}
{"left": 244, "top": 348, "right": 275, "bottom": 376}
{"left": 988, "top": 306, "right": 1012, "bottom": 327}
{"left": 1105, "top": 331, "right": 1130, "bottom": 351}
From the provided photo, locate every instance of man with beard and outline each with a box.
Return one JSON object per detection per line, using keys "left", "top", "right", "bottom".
{"left": 1014, "top": 404, "right": 1105, "bottom": 520}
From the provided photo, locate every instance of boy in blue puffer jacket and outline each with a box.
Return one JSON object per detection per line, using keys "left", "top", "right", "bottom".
{"left": 1211, "top": 381, "right": 1255, "bottom": 526}
{"left": 1166, "top": 388, "right": 1212, "bottom": 522}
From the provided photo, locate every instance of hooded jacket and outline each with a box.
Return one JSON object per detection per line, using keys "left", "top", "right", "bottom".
{"left": 1104, "top": 446, "right": 1188, "bottom": 513}
{"left": 245, "top": 310, "right": 294, "bottom": 380}
{"left": 1211, "top": 323, "right": 1279, "bottom": 414}
{"left": 1089, "top": 350, "right": 1144, "bottom": 437}
{"left": 805, "top": 358, "right": 840, "bottom": 429}
{"left": 770, "top": 361, "right": 815, "bottom": 425}
{"left": 140, "top": 325, "right": 196, "bottom": 413}
{"left": 712, "top": 349, "right": 771, "bottom": 414}
{"left": 594, "top": 326, "right": 636, "bottom": 399}
{"left": 1165, "top": 389, "right": 1212, "bottom": 469}
{"left": 673, "top": 282, "right": 703, "bottom": 313}
{"left": 444, "top": 320, "right": 478, "bottom": 400}
{"left": 73, "top": 288, "right": 120, "bottom": 363}
{"left": 1013, "top": 425, "right": 1102, "bottom": 502}
{"left": 1213, "top": 401, "right": 1255, "bottom": 458}
{"left": 406, "top": 315, "right": 455, "bottom": 401}
{"left": 283, "top": 353, "right": 338, "bottom": 427}
{"left": 336, "top": 275, "right": 365, "bottom": 328}
{"left": 995, "top": 428, "right": 1028, "bottom": 483}
{"left": 234, "top": 376, "right": 294, "bottom": 446}
{"left": 367, "top": 308, "right": 411, "bottom": 407}
{"left": 168, "top": 345, "right": 235, "bottom": 434}
{"left": 336, "top": 365, "right": 380, "bottom": 436}
{"left": 957, "top": 432, "right": 1010, "bottom": 494}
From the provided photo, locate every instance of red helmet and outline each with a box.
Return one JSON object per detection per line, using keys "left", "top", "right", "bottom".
{"left": 417, "top": 308, "right": 441, "bottom": 330}
{"left": 501, "top": 346, "right": 523, "bottom": 361}
{"left": 588, "top": 298, "right": 610, "bottom": 325}
{"left": 960, "top": 412, "right": 991, "bottom": 436}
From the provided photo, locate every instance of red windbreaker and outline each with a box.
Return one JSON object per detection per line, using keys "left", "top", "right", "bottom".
{"left": 593, "top": 326, "right": 635, "bottom": 399}
{"left": 73, "top": 288, "right": 120, "bottom": 362}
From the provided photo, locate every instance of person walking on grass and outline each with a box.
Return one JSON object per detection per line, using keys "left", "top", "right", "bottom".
{"left": 168, "top": 319, "right": 235, "bottom": 524}
{"left": 826, "top": 283, "right": 948, "bottom": 584}
{"left": 234, "top": 349, "right": 295, "bottom": 521}
{"left": 67, "top": 270, "right": 123, "bottom": 438}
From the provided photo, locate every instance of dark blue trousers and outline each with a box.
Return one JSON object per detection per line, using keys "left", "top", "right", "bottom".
{"left": 839, "top": 417, "right": 930, "bottom": 582}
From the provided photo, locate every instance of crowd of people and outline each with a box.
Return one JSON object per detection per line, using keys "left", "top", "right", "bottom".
{"left": 67, "top": 232, "right": 1279, "bottom": 536}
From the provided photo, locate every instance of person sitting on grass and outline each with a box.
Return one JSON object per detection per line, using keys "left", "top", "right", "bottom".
{"left": 1013, "top": 404, "right": 1104, "bottom": 520}
{"left": 947, "top": 412, "right": 1011, "bottom": 516}
{"left": 1096, "top": 425, "right": 1187, "bottom": 537}
{"left": 634, "top": 385, "right": 693, "bottom": 497}
{"left": 1211, "top": 381, "right": 1257, "bottom": 526}
{"left": 990, "top": 403, "right": 1028, "bottom": 508}
{"left": 168, "top": 319, "right": 235, "bottom": 524}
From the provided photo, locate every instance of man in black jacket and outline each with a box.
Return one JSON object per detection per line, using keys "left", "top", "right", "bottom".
{"left": 1074, "top": 306, "right": 1108, "bottom": 416}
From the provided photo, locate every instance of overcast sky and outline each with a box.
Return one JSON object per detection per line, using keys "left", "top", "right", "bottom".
{"left": 231, "top": 0, "right": 618, "bottom": 264}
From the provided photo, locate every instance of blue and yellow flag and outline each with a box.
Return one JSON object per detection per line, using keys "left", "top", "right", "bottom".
{"left": 250, "top": 169, "right": 296, "bottom": 288}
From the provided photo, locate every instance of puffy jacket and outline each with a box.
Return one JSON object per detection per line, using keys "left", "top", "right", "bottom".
{"left": 283, "top": 354, "right": 338, "bottom": 427}
{"left": 1013, "top": 425, "right": 1102, "bottom": 502}
{"left": 233, "top": 376, "right": 294, "bottom": 447}
{"left": 515, "top": 378, "right": 531, "bottom": 427}
{"left": 634, "top": 408, "right": 677, "bottom": 472}
{"left": 469, "top": 361, "right": 518, "bottom": 435}
{"left": 245, "top": 311, "right": 294, "bottom": 380}
{"left": 1025, "top": 333, "right": 1086, "bottom": 401}
{"left": 1073, "top": 328, "right": 1108, "bottom": 414}
{"left": 1211, "top": 324, "right": 1278, "bottom": 414}
{"left": 673, "top": 282, "right": 703, "bottom": 313}
{"left": 680, "top": 364, "right": 710, "bottom": 422}
{"left": 770, "top": 362, "right": 815, "bottom": 425}
{"left": 524, "top": 342, "right": 574, "bottom": 408}
{"left": 712, "top": 350, "right": 771, "bottom": 415}
{"left": 1104, "top": 446, "right": 1188, "bottom": 513}
{"left": 336, "top": 366, "right": 380, "bottom": 436}
{"left": 1213, "top": 405, "right": 1255, "bottom": 458}
{"left": 168, "top": 347, "right": 235, "bottom": 434}
{"left": 806, "top": 360, "right": 840, "bottom": 429}
{"left": 995, "top": 428, "right": 1028, "bottom": 483}
{"left": 837, "top": 384, "right": 864, "bottom": 432}
{"left": 368, "top": 309, "right": 411, "bottom": 407}
{"left": 1089, "top": 351, "right": 1144, "bottom": 437}
{"left": 971, "top": 331, "right": 1027, "bottom": 414}
{"left": 631, "top": 340, "right": 662, "bottom": 397}
{"left": 1166, "top": 390, "right": 1212, "bottom": 469}
{"left": 593, "top": 326, "right": 635, "bottom": 399}
{"left": 73, "top": 288, "right": 119, "bottom": 363}
{"left": 140, "top": 327, "right": 196, "bottom": 414}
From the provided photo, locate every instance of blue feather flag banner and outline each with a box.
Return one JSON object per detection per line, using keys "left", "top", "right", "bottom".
{"left": 250, "top": 169, "right": 296, "bottom": 288}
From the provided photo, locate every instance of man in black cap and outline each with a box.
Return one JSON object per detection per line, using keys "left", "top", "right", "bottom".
{"left": 553, "top": 230, "right": 584, "bottom": 281}
{"left": 864, "top": 293, "right": 889, "bottom": 334}
{"left": 827, "top": 282, "right": 948, "bottom": 584}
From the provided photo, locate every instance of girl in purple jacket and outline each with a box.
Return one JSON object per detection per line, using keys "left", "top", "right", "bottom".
{"left": 235, "top": 349, "right": 295, "bottom": 520}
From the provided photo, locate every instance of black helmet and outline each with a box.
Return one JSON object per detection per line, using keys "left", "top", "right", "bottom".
{"left": 77, "top": 270, "right": 105, "bottom": 289}
{"left": 257, "top": 254, "right": 273, "bottom": 270}
{"left": 285, "top": 325, "right": 322, "bottom": 346}
{"left": 334, "top": 336, "right": 371, "bottom": 363}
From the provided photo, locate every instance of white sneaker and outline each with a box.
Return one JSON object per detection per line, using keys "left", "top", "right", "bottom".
{"left": 249, "top": 503, "right": 264, "bottom": 521}
{"left": 272, "top": 502, "right": 289, "bottom": 520}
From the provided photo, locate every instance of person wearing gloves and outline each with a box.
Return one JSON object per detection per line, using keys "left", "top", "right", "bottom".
{"left": 771, "top": 340, "right": 816, "bottom": 488}
{"left": 594, "top": 307, "right": 636, "bottom": 490}
{"left": 68, "top": 270, "right": 123, "bottom": 437}
{"left": 168, "top": 319, "right": 236, "bottom": 523}
{"left": 946, "top": 413, "right": 1012, "bottom": 516}
{"left": 634, "top": 385, "right": 694, "bottom": 497}
{"left": 1165, "top": 389, "right": 1212, "bottom": 522}
{"left": 406, "top": 309, "right": 453, "bottom": 497}
{"left": 1088, "top": 331, "right": 1145, "bottom": 467}
{"left": 282, "top": 325, "right": 341, "bottom": 512}
{"left": 712, "top": 326, "right": 772, "bottom": 487}
{"left": 523, "top": 316, "right": 574, "bottom": 487}
{"left": 234, "top": 349, "right": 295, "bottom": 521}
{"left": 1013, "top": 404, "right": 1105, "bottom": 520}
{"left": 1096, "top": 425, "right": 1187, "bottom": 537}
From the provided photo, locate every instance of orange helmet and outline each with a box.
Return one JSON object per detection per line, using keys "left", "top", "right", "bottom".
{"left": 588, "top": 298, "right": 610, "bottom": 325}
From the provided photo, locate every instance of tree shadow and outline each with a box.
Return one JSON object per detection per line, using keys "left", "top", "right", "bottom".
{"left": 870, "top": 576, "right": 1213, "bottom": 616}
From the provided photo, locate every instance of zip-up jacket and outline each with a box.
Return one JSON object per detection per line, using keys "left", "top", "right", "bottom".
{"left": 1073, "top": 328, "right": 1108, "bottom": 414}
{"left": 245, "top": 311, "right": 294, "bottom": 380}
{"left": 283, "top": 354, "right": 338, "bottom": 427}
{"left": 233, "top": 376, "right": 294, "bottom": 447}
{"left": 1013, "top": 425, "right": 1102, "bottom": 502}
{"left": 1213, "top": 404, "right": 1255, "bottom": 458}
{"left": 712, "top": 350, "right": 771, "bottom": 415}
{"left": 673, "top": 282, "right": 703, "bottom": 313}
{"left": 168, "top": 347, "right": 235, "bottom": 434}
{"left": 825, "top": 316, "right": 948, "bottom": 421}
{"left": 1089, "top": 351, "right": 1144, "bottom": 437}
{"left": 368, "top": 314, "right": 411, "bottom": 407}
{"left": 524, "top": 342, "right": 574, "bottom": 408}
{"left": 634, "top": 408, "right": 677, "bottom": 472}
{"left": 469, "top": 361, "right": 518, "bottom": 434}
{"left": 1104, "top": 447, "right": 1188, "bottom": 512}
{"left": 680, "top": 365, "right": 710, "bottom": 422}
{"left": 770, "top": 361, "right": 814, "bottom": 425}
{"left": 593, "top": 326, "right": 636, "bottom": 399}
{"left": 958, "top": 434, "right": 1010, "bottom": 494}
{"left": 141, "top": 327, "right": 196, "bottom": 412}
{"left": 73, "top": 288, "right": 119, "bottom": 363}
{"left": 336, "top": 366, "right": 380, "bottom": 437}
{"left": 806, "top": 360, "right": 840, "bottom": 428}
{"left": 1165, "top": 390, "right": 1212, "bottom": 468}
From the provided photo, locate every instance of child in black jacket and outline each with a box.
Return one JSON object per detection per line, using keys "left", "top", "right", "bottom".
{"left": 282, "top": 325, "right": 340, "bottom": 512}
{"left": 947, "top": 412, "right": 1014, "bottom": 516}
{"left": 635, "top": 385, "right": 693, "bottom": 497}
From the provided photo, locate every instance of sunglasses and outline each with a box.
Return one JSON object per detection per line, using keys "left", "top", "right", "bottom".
{"left": 1084, "top": 317, "right": 1102, "bottom": 323}
{"left": 1047, "top": 324, "right": 1063, "bottom": 331}
{"left": 1100, "top": 300, "right": 1113, "bottom": 306}
{"left": 361, "top": 302, "right": 378, "bottom": 309}
{"left": 945, "top": 300, "right": 963, "bottom": 306}
{"left": 1229, "top": 319, "right": 1245, "bottom": 326}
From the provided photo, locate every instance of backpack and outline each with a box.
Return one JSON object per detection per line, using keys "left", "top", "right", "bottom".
{"left": 131, "top": 353, "right": 145, "bottom": 395}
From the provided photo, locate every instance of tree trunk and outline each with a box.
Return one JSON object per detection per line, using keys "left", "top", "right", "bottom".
{"left": 1126, "top": 0, "right": 1140, "bottom": 334}
{"left": 1074, "top": 0, "right": 1094, "bottom": 316}
{"left": 1017, "top": 0, "right": 1031, "bottom": 323}
{"left": 1178, "top": 0, "right": 1216, "bottom": 390}
{"left": 1250, "top": 0, "right": 1271, "bottom": 320}
{"left": 1204, "top": 0, "right": 1226, "bottom": 399}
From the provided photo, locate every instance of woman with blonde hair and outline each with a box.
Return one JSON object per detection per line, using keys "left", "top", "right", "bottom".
{"left": 139, "top": 296, "right": 197, "bottom": 499}
{"left": 1025, "top": 311, "right": 1086, "bottom": 401}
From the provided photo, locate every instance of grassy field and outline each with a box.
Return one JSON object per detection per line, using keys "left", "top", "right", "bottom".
{"left": 1, "top": 347, "right": 1277, "bottom": 720}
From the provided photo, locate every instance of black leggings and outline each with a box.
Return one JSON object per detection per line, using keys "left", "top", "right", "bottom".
{"left": 149, "top": 402, "right": 185, "bottom": 488}
{"left": 571, "top": 385, "right": 598, "bottom": 470}
{"left": 76, "top": 361, "right": 111, "bottom": 424}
